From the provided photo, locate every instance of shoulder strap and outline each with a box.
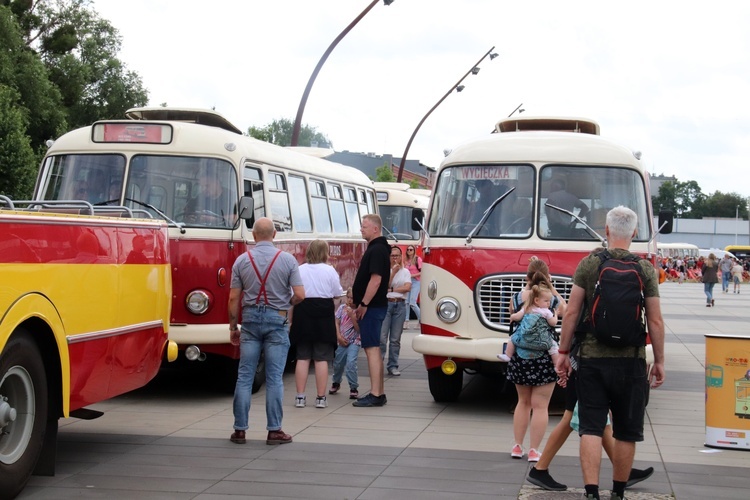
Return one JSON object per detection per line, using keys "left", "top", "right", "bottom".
{"left": 247, "top": 249, "right": 283, "bottom": 305}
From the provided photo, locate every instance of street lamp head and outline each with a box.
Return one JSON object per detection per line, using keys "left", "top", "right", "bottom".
{"left": 489, "top": 52, "right": 499, "bottom": 60}
{"left": 456, "top": 85, "right": 465, "bottom": 92}
{"left": 383, "top": 0, "right": 394, "bottom": 5}
{"left": 471, "top": 67, "right": 480, "bottom": 75}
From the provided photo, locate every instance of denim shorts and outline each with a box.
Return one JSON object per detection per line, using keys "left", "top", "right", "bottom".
{"left": 358, "top": 306, "right": 387, "bottom": 348}
{"left": 575, "top": 357, "right": 648, "bottom": 442}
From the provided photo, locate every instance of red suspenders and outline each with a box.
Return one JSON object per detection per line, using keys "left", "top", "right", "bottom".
{"left": 247, "top": 249, "right": 282, "bottom": 305}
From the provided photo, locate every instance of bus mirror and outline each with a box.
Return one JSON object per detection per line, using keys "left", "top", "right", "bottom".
{"left": 658, "top": 209, "right": 673, "bottom": 235}
{"left": 238, "top": 196, "right": 254, "bottom": 221}
{"left": 412, "top": 208, "right": 425, "bottom": 231}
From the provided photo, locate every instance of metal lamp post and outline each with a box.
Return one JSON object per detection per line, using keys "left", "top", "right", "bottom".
{"left": 396, "top": 46, "right": 497, "bottom": 183}
{"left": 290, "top": 0, "right": 394, "bottom": 147}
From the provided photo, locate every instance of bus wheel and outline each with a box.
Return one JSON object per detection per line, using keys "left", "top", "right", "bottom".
{"left": 0, "top": 331, "right": 49, "bottom": 498}
{"left": 427, "top": 367, "right": 463, "bottom": 403}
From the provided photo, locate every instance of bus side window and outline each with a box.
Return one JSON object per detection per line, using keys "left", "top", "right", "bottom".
{"left": 328, "top": 183, "right": 347, "bottom": 234}
{"left": 243, "top": 166, "right": 266, "bottom": 229}
{"left": 268, "top": 172, "right": 292, "bottom": 232}
{"left": 345, "top": 187, "right": 361, "bottom": 233}
{"left": 288, "top": 175, "right": 312, "bottom": 232}
{"left": 310, "top": 179, "right": 332, "bottom": 233}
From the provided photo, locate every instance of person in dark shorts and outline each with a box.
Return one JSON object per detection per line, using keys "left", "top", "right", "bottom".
{"left": 351, "top": 214, "right": 390, "bottom": 407}
{"left": 291, "top": 239, "right": 344, "bottom": 409}
{"left": 555, "top": 206, "right": 665, "bottom": 500}
{"left": 527, "top": 369, "right": 654, "bottom": 491}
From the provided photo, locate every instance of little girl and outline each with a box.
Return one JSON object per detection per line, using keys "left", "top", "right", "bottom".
{"left": 497, "top": 284, "right": 559, "bottom": 363}
{"left": 329, "top": 289, "right": 361, "bottom": 399}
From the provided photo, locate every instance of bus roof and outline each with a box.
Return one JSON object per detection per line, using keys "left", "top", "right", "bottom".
{"left": 374, "top": 182, "right": 429, "bottom": 209}
{"left": 494, "top": 116, "right": 600, "bottom": 135}
{"left": 49, "top": 117, "right": 372, "bottom": 187}
{"left": 125, "top": 107, "right": 243, "bottom": 135}
{"left": 444, "top": 126, "right": 639, "bottom": 167}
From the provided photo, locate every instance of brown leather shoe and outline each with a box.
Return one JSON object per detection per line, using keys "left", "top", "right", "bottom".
{"left": 266, "top": 429, "right": 292, "bottom": 445}
{"left": 230, "top": 430, "right": 246, "bottom": 444}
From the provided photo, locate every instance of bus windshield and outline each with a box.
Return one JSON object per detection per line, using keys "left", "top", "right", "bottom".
{"left": 428, "top": 163, "right": 650, "bottom": 241}
{"left": 40, "top": 153, "right": 240, "bottom": 229}
{"left": 380, "top": 204, "right": 420, "bottom": 241}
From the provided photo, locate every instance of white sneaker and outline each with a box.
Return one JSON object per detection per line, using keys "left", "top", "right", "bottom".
{"left": 388, "top": 368, "right": 401, "bottom": 376}
{"left": 295, "top": 395, "right": 306, "bottom": 408}
{"left": 315, "top": 396, "right": 327, "bottom": 408}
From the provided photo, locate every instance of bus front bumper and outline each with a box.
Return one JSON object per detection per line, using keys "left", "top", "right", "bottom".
{"left": 411, "top": 334, "right": 509, "bottom": 363}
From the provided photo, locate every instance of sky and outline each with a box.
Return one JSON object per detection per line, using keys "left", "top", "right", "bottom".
{"left": 93, "top": 0, "right": 750, "bottom": 198}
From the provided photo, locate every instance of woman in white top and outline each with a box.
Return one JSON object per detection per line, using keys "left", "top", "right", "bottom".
{"left": 380, "top": 246, "right": 412, "bottom": 376}
{"left": 291, "top": 240, "right": 344, "bottom": 409}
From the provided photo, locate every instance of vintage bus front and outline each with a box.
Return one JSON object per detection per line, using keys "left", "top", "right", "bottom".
{"left": 35, "top": 109, "right": 376, "bottom": 389}
{"left": 412, "top": 117, "right": 657, "bottom": 402}
{"left": 374, "top": 182, "right": 429, "bottom": 250}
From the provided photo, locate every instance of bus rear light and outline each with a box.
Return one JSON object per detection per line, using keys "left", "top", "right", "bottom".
{"left": 441, "top": 359, "right": 458, "bottom": 375}
{"left": 186, "top": 290, "right": 210, "bottom": 315}
{"left": 436, "top": 298, "right": 460, "bottom": 323}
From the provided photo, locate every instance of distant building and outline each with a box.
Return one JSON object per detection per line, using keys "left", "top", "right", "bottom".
{"left": 654, "top": 216, "right": 749, "bottom": 249}
{"left": 322, "top": 150, "right": 435, "bottom": 189}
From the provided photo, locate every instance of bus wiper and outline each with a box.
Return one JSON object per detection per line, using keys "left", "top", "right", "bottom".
{"left": 544, "top": 202, "right": 604, "bottom": 245}
{"left": 125, "top": 197, "right": 186, "bottom": 234}
{"left": 467, "top": 187, "right": 515, "bottom": 243}
{"left": 382, "top": 226, "right": 399, "bottom": 243}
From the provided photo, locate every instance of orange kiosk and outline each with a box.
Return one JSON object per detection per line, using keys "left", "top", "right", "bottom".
{"left": 705, "top": 334, "right": 750, "bottom": 450}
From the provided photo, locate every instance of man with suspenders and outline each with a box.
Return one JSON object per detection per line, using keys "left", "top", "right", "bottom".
{"left": 228, "top": 217, "right": 305, "bottom": 445}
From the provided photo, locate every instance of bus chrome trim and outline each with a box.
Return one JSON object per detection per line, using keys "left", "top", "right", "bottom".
{"left": 67, "top": 320, "right": 165, "bottom": 344}
{"left": 476, "top": 274, "right": 573, "bottom": 333}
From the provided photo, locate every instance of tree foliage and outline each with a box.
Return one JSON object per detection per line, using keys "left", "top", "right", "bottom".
{"left": 0, "top": 85, "right": 37, "bottom": 199}
{"left": 0, "top": 0, "right": 147, "bottom": 199}
{"left": 247, "top": 118, "right": 332, "bottom": 148}
{"left": 374, "top": 164, "right": 395, "bottom": 182}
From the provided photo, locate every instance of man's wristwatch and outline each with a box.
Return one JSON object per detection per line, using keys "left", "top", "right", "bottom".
{"left": 360, "top": 301, "right": 369, "bottom": 307}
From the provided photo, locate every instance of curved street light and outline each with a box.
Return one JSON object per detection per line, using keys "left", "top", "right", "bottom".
{"left": 291, "top": 0, "right": 394, "bottom": 146}
{"left": 396, "top": 46, "right": 497, "bottom": 182}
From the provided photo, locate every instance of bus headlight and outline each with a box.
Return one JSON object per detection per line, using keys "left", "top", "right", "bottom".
{"left": 436, "top": 297, "right": 460, "bottom": 323}
{"left": 186, "top": 290, "right": 210, "bottom": 314}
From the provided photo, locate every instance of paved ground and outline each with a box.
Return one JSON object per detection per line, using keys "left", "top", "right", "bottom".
{"left": 19, "top": 282, "right": 750, "bottom": 499}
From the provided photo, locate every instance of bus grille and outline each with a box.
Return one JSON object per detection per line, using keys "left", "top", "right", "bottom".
{"left": 477, "top": 274, "right": 573, "bottom": 333}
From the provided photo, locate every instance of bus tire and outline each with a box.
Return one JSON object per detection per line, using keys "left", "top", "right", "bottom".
{"left": 0, "top": 331, "right": 49, "bottom": 499}
{"left": 427, "top": 367, "right": 463, "bottom": 403}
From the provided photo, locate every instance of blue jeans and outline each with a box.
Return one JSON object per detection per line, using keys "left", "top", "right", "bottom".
{"left": 332, "top": 341, "right": 360, "bottom": 390}
{"left": 233, "top": 306, "right": 290, "bottom": 431}
{"left": 380, "top": 300, "right": 406, "bottom": 371}
{"left": 721, "top": 271, "right": 731, "bottom": 292}
{"left": 704, "top": 282, "right": 716, "bottom": 304}
{"left": 408, "top": 279, "right": 421, "bottom": 321}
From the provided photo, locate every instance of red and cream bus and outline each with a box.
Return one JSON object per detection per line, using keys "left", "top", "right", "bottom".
{"left": 0, "top": 199, "right": 176, "bottom": 496}
{"left": 410, "top": 116, "right": 671, "bottom": 402}
{"left": 374, "top": 182, "right": 429, "bottom": 248}
{"left": 33, "top": 107, "right": 377, "bottom": 389}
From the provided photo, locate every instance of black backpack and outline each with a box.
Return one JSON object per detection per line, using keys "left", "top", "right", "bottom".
{"left": 588, "top": 250, "right": 647, "bottom": 348}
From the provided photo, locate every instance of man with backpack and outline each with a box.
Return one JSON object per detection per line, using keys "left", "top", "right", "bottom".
{"left": 555, "top": 206, "right": 665, "bottom": 500}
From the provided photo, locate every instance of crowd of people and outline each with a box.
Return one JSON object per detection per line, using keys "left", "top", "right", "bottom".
{"left": 227, "top": 208, "right": 667, "bottom": 500}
